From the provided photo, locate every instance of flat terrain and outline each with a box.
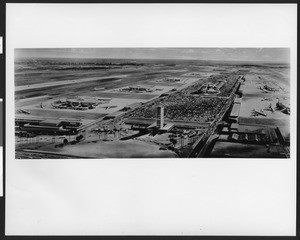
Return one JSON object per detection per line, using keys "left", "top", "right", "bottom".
{"left": 238, "top": 70, "right": 290, "bottom": 127}
{"left": 15, "top": 59, "right": 219, "bottom": 125}
{"left": 40, "top": 139, "right": 177, "bottom": 158}
{"left": 15, "top": 75, "right": 128, "bottom": 91}
{"left": 209, "top": 141, "right": 287, "bottom": 158}
{"left": 14, "top": 58, "right": 290, "bottom": 159}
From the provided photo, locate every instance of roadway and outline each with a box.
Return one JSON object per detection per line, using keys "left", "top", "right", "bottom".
{"left": 189, "top": 78, "right": 240, "bottom": 158}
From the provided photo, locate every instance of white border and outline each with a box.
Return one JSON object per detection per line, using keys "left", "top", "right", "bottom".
{"left": 6, "top": 4, "right": 297, "bottom": 235}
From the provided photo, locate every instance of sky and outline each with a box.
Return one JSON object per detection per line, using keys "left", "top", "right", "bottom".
{"left": 15, "top": 48, "right": 290, "bottom": 63}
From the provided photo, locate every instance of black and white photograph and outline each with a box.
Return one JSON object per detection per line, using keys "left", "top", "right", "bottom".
{"left": 15, "top": 48, "right": 290, "bottom": 159}
{"left": 5, "top": 3, "right": 297, "bottom": 236}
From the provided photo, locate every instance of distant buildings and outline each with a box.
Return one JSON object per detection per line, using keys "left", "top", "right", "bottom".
{"left": 15, "top": 117, "right": 82, "bottom": 135}
{"left": 120, "top": 85, "right": 154, "bottom": 93}
{"left": 229, "top": 97, "right": 242, "bottom": 123}
{"left": 52, "top": 98, "right": 100, "bottom": 111}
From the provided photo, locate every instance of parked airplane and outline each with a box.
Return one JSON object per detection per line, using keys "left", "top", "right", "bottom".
{"left": 263, "top": 84, "right": 278, "bottom": 92}
{"left": 92, "top": 87, "right": 105, "bottom": 91}
{"left": 276, "top": 101, "right": 290, "bottom": 115}
{"left": 261, "top": 97, "right": 273, "bottom": 101}
{"left": 264, "top": 103, "right": 275, "bottom": 113}
{"left": 280, "top": 108, "right": 290, "bottom": 115}
{"left": 259, "top": 86, "right": 271, "bottom": 93}
{"left": 251, "top": 109, "right": 267, "bottom": 117}
{"left": 101, "top": 105, "right": 117, "bottom": 109}
{"left": 40, "top": 102, "right": 47, "bottom": 108}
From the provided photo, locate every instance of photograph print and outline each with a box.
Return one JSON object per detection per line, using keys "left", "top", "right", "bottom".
{"left": 14, "top": 48, "right": 290, "bottom": 159}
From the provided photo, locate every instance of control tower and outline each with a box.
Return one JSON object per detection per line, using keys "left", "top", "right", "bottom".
{"left": 157, "top": 106, "right": 164, "bottom": 129}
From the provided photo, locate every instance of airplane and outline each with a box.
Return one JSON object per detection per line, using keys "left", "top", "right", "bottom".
{"left": 264, "top": 103, "right": 275, "bottom": 113}
{"left": 17, "top": 109, "right": 30, "bottom": 115}
{"left": 101, "top": 105, "right": 117, "bottom": 109}
{"left": 280, "top": 108, "right": 290, "bottom": 115}
{"left": 259, "top": 86, "right": 271, "bottom": 93}
{"left": 251, "top": 109, "right": 267, "bottom": 117}
{"left": 276, "top": 101, "right": 290, "bottom": 115}
{"left": 93, "top": 87, "right": 105, "bottom": 91}
{"left": 261, "top": 97, "right": 273, "bottom": 101}
{"left": 263, "top": 85, "right": 278, "bottom": 92}
{"left": 40, "top": 102, "right": 47, "bottom": 108}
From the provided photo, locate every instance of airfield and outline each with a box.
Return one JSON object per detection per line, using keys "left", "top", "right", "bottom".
{"left": 207, "top": 66, "right": 290, "bottom": 158}
{"left": 238, "top": 73, "right": 289, "bottom": 126}
{"left": 14, "top": 58, "right": 290, "bottom": 159}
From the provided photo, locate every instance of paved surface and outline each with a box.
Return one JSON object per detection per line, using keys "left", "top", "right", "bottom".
{"left": 15, "top": 75, "right": 128, "bottom": 92}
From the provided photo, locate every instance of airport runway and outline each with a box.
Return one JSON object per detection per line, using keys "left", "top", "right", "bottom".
{"left": 15, "top": 75, "right": 128, "bottom": 92}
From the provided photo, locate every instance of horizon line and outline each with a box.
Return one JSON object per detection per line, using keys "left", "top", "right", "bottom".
{"left": 14, "top": 56, "right": 290, "bottom": 65}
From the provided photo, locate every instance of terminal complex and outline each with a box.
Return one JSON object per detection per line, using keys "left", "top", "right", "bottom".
{"left": 15, "top": 58, "right": 290, "bottom": 158}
